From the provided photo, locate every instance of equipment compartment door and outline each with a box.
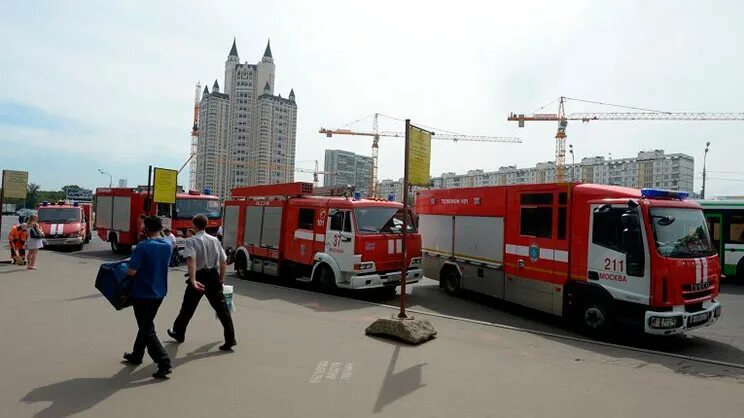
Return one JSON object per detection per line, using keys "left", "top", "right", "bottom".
{"left": 503, "top": 188, "right": 561, "bottom": 314}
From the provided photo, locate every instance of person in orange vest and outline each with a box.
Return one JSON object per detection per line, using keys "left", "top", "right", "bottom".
{"left": 8, "top": 223, "right": 28, "bottom": 265}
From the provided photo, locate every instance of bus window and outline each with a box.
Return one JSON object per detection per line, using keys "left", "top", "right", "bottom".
{"left": 707, "top": 217, "right": 721, "bottom": 253}
{"left": 730, "top": 215, "right": 744, "bottom": 244}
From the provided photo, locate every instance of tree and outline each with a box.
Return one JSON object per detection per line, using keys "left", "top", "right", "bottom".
{"left": 25, "top": 183, "right": 40, "bottom": 209}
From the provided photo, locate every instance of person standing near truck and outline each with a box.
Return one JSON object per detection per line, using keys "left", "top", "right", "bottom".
{"left": 8, "top": 223, "right": 28, "bottom": 265}
{"left": 25, "top": 215, "right": 44, "bottom": 270}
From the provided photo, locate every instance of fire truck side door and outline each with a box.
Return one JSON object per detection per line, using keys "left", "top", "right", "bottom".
{"left": 587, "top": 204, "right": 651, "bottom": 304}
{"left": 326, "top": 209, "right": 355, "bottom": 272}
{"left": 503, "top": 189, "right": 561, "bottom": 315}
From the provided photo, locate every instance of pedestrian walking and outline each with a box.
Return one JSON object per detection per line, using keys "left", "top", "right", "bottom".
{"left": 8, "top": 223, "right": 28, "bottom": 265}
{"left": 25, "top": 215, "right": 44, "bottom": 270}
{"left": 123, "top": 215, "right": 173, "bottom": 379}
{"left": 164, "top": 228, "right": 179, "bottom": 267}
{"left": 168, "top": 214, "right": 236, "bottom": 351}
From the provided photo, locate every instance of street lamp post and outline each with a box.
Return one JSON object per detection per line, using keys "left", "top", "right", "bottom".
{"left": 97, "top": 168, "right": 113, "bottom": 187}
{"left": 701, "top": 141, "right": 710, "bottom": 199}
{"left": 569, "top": 144, "right": 575, "bottom": 182}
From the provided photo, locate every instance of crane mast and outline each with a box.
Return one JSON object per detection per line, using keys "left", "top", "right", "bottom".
{"left": 189, "top": 82, "right": 201, "bottom": 191}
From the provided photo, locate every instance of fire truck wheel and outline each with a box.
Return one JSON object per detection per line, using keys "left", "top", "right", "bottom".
{"left": 235, "top": 253, "right": 250, "bottom": 280}
{"left": 442, "top": 267, "right": 461, "bottom": 296}
{"left": 316, "top": 265, "right": 337, "bottom": 294}
{"left": 75, "top": 244, "right": 84, "bottom": 251}
{"left": 577, "top": 298, "right": 613, "bottom": 338}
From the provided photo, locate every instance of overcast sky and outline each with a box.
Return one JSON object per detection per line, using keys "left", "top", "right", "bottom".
{"left": 2, "top": 0, "right": 743, "bottom": 196}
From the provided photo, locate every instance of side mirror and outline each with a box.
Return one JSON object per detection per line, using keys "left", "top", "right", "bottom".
{"left": 621, "top": 212, "right": 640, "bottom": 228}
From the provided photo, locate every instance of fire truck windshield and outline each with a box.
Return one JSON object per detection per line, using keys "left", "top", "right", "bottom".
{"left": 650, "top": 208, "right": 715, "bottom": 258}
{"left": 38, "top": 208, "right": 80, "bottom": 223}
{"left": 174, "top": 199, "right": 221, "bottom": 220}
{"left": 354, "top": 207, "right": 416, "bottom": 234}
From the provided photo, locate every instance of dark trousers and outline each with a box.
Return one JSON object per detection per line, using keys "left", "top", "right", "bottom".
{"left": 172, "top": 269, "right": 235, "bottom": 343}
{"left": 131, "top": 298, "right": 171, "bottom": 368}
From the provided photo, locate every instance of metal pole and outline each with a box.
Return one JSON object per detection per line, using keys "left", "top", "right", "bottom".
{"left": 399, "top": 119, "right": 411, "bottom": 319}
{"left": 146, "top": 165, "right": 153, "bottom": 213}
{"left": 701, "top": 141, "right": 710, "bottom": 199}
{"left": 0, "top": 170, "right": 5, "bottom": 246}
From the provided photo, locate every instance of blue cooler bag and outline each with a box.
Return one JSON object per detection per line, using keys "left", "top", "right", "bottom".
{"left": 95, "top": 260, "right": 133, "bottom": 310}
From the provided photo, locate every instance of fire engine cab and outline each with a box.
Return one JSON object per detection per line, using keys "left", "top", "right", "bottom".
{"left": 222, "top": 182, "right": 423, "bottom": 293}
{"left": 37, "top": 200, "right": 92, "bottom": 250}
{"left": 416, "top": 183, "right": 722, "bottom": 336}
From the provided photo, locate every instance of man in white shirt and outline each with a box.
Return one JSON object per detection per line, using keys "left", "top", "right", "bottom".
{"left": 168, "top": 215, "right": 236, "bottom": 351}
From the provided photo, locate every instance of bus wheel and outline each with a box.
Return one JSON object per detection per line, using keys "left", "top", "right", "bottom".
{"left": 442, "top": 267, "right": 461, "bottom": 296}
{"left": 316, "top": 264, "right": 337, "bottom": 294}
{"left": 577, "top": 298, "right": 613, "bottom": 338}
{"left": 235, "top": 253, "right": 249, "bottom": 280}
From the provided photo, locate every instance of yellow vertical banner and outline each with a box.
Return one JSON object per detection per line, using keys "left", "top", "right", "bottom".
{"left": 2, "top": 170, "right": 29, "bottom": 199}
{"left": 153, "top": 167, "right": 178, "bottom": 204}
{"left": 407, "top": 124, "right": 432, "bottom": 186}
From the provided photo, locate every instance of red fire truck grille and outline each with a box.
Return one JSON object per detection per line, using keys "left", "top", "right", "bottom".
{"left": 682, "top": 282, "right": 713, "bottom": 300}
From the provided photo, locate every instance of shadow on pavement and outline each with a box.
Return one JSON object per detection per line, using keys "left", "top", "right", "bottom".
{"left": 21, "top": 341, "right": 227, "bottom": 418}
{"left": 63, "top": 293, "right": 102, "bottom": 302}
{"left": 372, "top": 342, "right": 427, "bottom": 414}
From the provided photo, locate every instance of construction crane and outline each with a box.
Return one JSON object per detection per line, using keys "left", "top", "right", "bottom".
{"left": 295, "top": 160, "right": 336, "bottom": 187}
{"left": 320, "top": 113, "right": 522, "bottom": 197}
{"left": 188, "top": 82, "right": 201, "bottom": 189}
{"left": 508, "top": 96, "right": 744, "bottom": 182}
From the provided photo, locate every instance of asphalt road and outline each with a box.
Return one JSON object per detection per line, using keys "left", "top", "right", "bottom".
{"left": 1, "top": 237, "right": 744, "bottom": 417}
{"left": 3, "top": 214, "right": 744, "bottom": 366}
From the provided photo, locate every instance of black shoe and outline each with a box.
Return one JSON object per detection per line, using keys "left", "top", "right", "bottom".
{"left": 167, "top": 329, "right": 184, "bottom": 343}
{"left": 152, "top": 366, "right": 172, "bottom": 379}
{"left": 122, "top": 352, "right": 143, "bottom": 365}
{"left": 219, "top": 341, "right": 237, "bottom": 351}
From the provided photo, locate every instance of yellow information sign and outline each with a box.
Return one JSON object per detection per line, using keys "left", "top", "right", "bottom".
{"left": 2, "top": 170, "right": 29, "bottom": 199}
{"left": 407, "top": 125, "right": 432, "bottom": 187}
{"left": 153, "top": 167, "right": 178, "bottom": 204}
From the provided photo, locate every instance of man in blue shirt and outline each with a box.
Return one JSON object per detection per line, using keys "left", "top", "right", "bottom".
{"left": 123, "top": 215, "right": 173, "bottom": 378}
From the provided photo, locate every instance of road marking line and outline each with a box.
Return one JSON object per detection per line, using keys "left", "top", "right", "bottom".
{"left": 341, "top": 363, "right": 353, "bottom": 381}
{"left": 325, "top": 362, "right": 341, "bottom": 380}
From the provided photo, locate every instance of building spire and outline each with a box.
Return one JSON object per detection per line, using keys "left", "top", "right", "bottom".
{"left": 229, "top": 37, "right": 239, "bottom": 58}
{"left": 289, "top": 88, "right": 295, "bottom": 101}
{"left": 263, "top": 81, "right": 271, "bottom": 92}
{"left": 263, "top": 39, "right": 272, "bottom": 58}
{"left": 212, "top": 79, "right": 220, "bottom": 92}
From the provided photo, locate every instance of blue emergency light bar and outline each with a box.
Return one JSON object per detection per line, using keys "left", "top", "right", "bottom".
{"left": 73, "top": 201, "right": 79, "bottom": 207}
{"left": 387, "top": 193, "right": 395, "bottom": 202}
{"left": 42, "top": 201, "right": 49, "bottom": 206}
{"left": 641, "top": 188, "right": 689, "bottom": 200}
{"left": 353, "top": 191, "right": 362, "bottom": 201}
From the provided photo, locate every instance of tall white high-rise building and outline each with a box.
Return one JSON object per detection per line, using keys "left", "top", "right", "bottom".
{"left": 323, "top": 149, "right": 373, "bottom": 195}
{"left": 195, "top": 38, "right": 297, "bottom": 198}
{"left": 194, "top": 81, "right": 231, "bottom": 198}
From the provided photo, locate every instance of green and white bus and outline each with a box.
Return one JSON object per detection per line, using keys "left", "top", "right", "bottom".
{"left": 699, "top": 199, "right": 744, "bottom": 279}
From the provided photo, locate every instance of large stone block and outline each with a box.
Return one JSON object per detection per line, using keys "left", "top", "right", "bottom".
{"left": 365, "top": 317, "right": 437, "bottom": 345}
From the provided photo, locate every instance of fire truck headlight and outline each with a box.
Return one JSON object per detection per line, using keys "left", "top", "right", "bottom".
{"left": 648, "top": 316, "right": 683, "bottom": 329}
{"left": 410, "top": 257, "right": 421, "bottom": 266}
{"left": 354, "top": 262, "right": 374, "bottom": 271}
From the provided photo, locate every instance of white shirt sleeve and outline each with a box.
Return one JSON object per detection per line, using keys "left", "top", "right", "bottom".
{"left": 182, "top": 238, "right": 196, "bottom": 259}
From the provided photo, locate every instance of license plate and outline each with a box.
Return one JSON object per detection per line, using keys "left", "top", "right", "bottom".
{"left": 689, "top": 312, "right": 710, "bottom": 325}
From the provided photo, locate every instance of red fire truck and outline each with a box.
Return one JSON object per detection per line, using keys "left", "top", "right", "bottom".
{"left": 222, "top": 182, "right": 423, "bottom": 293}
{"left": 95, "top": 188, "right": 222, "bottom": 254}
{"left": 416, "top": 183, "right": 722, "bottom": 336}
{"left": 37, "top": 200, "right": 92, "bottom": 250}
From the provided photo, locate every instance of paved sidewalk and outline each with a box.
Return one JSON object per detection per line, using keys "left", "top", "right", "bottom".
{"left": 0, "top": 251, "right": 742, "bottom": 418}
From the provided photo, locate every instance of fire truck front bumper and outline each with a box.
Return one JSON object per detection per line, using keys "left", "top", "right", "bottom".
{"left": 644, "top": 299, "right": 722, "bottom": 335}
{"left": 348, "top": 268, "right": 423, "bottom": 290}
{"left": 42, "top": 236, "right": 84, "bottom": 247}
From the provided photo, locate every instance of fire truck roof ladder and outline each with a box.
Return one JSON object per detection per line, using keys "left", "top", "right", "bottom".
{"left": 231, "top": 182, "right": 314, "bottom": 198}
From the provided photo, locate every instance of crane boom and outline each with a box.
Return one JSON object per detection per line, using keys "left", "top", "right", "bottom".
{"left": 509, "top": 96, "right": 744, "bottom": 182}
{"left": 320, "top": 128, "right": 522, "bottom": 143}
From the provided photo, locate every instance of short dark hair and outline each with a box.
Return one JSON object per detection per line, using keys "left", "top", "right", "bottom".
{"left": 143, "top": 215, "right": 163, "bottom": 233}
{"left": 192, "top": 214, "right": 208, "bottom": 231}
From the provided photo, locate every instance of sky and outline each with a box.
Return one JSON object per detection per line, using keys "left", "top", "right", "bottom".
{"left": 1, "top": 0, "right": 743, "bottom": 196}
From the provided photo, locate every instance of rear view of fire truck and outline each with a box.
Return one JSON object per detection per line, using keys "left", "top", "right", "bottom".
{"left": 222, "top": 182, "right": 423, "bottom": 294}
